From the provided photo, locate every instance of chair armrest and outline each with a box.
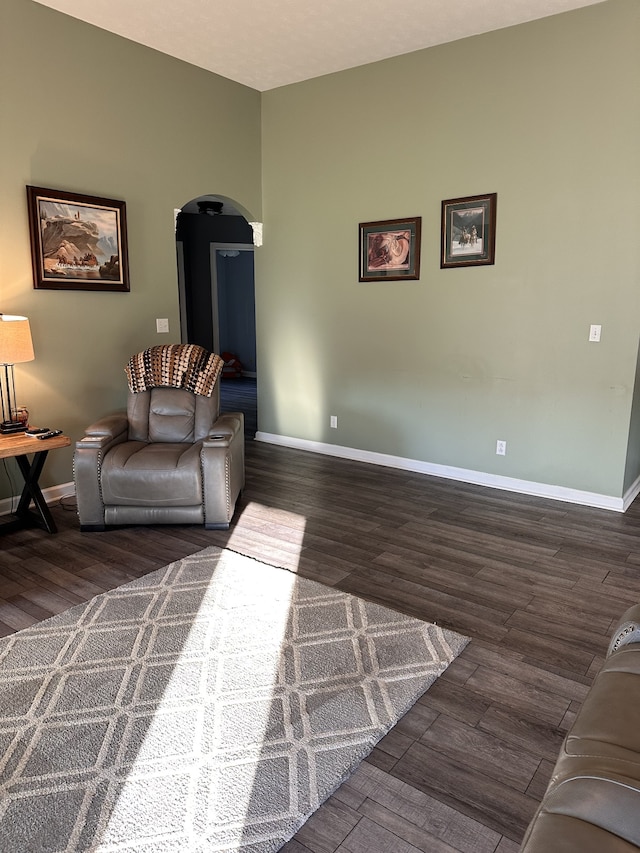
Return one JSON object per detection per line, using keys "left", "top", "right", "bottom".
{"left": 74, "top": 412, "right": 129, "bottom": 528}
{"left": 202, "top": 412, "right": 243, "bottom": 448}
{"left": 607, "top": 604, "right": 640, "bottom": 656}
{"left": 77, "top": 412, "right": 129, "bottom": 450}
{"left": 201, "top": 412, "right": 245, "bottom": 527}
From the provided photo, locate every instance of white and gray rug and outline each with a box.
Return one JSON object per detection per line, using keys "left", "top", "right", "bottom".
{"left": 0, "top": 546, "right": 469, "bottom": 852}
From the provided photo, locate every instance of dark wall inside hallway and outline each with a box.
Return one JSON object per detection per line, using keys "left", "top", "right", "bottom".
{"left": 177, "top": 212, "right": 255, "bottom": 358}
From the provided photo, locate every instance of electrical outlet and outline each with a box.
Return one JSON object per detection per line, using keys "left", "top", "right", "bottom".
{"left": 589, "top": 324, "right": 601, "bottom": 342}
{"left": 156, "top": 318, "right": 169, "bottom": 333}
{"left": 330, "top": 415, "right": 338, "bottom": 429}
{"left": 496, "top": 439, "right": 506, "bottom": 456}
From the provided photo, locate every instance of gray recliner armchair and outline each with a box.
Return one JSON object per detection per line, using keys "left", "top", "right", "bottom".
{"left": 74, "top": 344, "right": 244, "bottom": 531}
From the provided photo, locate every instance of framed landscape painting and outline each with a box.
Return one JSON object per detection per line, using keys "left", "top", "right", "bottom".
{"left": 441, "top": 193, "right": 497, "bottom": 269}
{"left": 26, "top": 185, "right": 130, "bottom": 291}
{"left": 359, "top": 217, "right": 421, "bottom": 282}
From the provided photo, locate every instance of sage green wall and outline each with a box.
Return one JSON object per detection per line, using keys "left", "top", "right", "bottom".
{"left": 259, "top": 0, "right": 640, "bottom": 498}
{"left": 0, "top": 0, "right": 261, "bottom": 491}
{"left": 2, "top": 0, "right": 639, "bottom": 506}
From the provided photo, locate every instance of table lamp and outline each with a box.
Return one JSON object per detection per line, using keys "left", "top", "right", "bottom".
{"left": 0, "top": 315, "right": 34, "bottom": 434}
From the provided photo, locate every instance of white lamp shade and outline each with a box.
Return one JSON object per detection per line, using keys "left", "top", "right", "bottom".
{"left": 0, "top": 315, "right": 34, "bottom": 365}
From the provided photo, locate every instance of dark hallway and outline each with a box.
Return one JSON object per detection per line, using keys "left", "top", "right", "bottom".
{"left": 220, "top": 376, "right": 256, "bottom": 438}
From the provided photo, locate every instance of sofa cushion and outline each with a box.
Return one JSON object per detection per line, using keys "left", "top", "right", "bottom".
{"left": 550, "top": 652, "right": 640, "bottom": 789}
{"left": 521, "top": 810, "right": 640, "bottom": 852}
{"left": 100, "top": 441, "right": 203, "bottom": 506}
{"left": 520, "top": 608, "right": 640, "bottom": 853}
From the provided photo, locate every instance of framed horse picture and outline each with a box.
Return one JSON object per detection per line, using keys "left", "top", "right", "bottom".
{"left": 441, "top": 193, "right": 497, "bottom": 269}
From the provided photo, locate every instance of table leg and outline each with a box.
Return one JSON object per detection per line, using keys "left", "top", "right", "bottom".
{"left": 13, "top": 450, "right": 58, "bottom": 534}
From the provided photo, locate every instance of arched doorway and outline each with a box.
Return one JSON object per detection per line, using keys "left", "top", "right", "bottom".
{"left": 175, "top": 195, "right": 260, "bottom": 437}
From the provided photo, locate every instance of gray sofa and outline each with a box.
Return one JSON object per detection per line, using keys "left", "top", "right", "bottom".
{"left": 520, "top": 603, "right": 640, "bottom": 851}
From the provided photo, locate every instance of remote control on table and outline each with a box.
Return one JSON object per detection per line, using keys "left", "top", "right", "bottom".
{"left": 37, "top": 430, "right": 63, "bottom": 440}
{"left": 25, "top": 427, "right": 50, "bottom": 435}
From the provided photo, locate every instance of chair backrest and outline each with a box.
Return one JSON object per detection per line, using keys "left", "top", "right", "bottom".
{"left": 127, "top": 385, "right": 220, "bottom": 443}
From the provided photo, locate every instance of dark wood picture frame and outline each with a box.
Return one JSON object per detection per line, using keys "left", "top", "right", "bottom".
{"left": 26, "top": 185, "right": 130, "bottom": 292}
{"left": 441, "top": 193, "right": 497, "bottom": 269}
{"left": 359, "top": 217, "right": 421, "bottom": 282}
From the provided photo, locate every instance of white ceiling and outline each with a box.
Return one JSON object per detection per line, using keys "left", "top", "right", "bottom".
{"left": 33, "top": 0, "right": 605, "bottom": 92}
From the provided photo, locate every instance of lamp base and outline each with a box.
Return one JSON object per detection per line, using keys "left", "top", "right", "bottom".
{"left": 0, "top": 421, "right": 26, "bottom": 434}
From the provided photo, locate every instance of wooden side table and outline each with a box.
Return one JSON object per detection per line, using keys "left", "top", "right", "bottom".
{"left": 0, "top": 432, "right": 71, "bottom": 534}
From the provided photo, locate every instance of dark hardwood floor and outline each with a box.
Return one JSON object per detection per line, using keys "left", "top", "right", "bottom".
{"left": 2, "top": 434, "right": 640, "bottom": 852}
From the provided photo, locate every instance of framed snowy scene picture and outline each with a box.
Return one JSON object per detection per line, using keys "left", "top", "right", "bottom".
{"left": 441, "top": 193, "right": 496, "bottom": 269}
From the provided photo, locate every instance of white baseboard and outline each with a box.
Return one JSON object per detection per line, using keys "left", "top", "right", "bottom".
{"left": 4, "top": 450, "right": 637, "bottom": 520}
{"left": 623, "top": 473, "right": 640, "bottom": 512}
{"left": 0, "top": 481, "right": 75, "bottom": 517}
{"left": 255, "top": 432, "right": 627, "bottom": 512}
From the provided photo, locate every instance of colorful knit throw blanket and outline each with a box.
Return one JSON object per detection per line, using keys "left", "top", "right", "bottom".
{"left": 125, "top": 344, "right": 224, "bottom": 397}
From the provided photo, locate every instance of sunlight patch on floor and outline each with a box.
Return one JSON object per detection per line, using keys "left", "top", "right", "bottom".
{"left": 103, "top": 523, "right": 307, "bottom": 849}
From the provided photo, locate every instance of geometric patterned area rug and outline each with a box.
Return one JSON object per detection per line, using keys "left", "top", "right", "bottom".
{"left": 0, "top": 546, "right": 469, "bottom": 852}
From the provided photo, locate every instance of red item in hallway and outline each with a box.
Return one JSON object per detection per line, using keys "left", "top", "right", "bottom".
{"left": 221, "top": 352, "right": 243, "bottom": 379}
